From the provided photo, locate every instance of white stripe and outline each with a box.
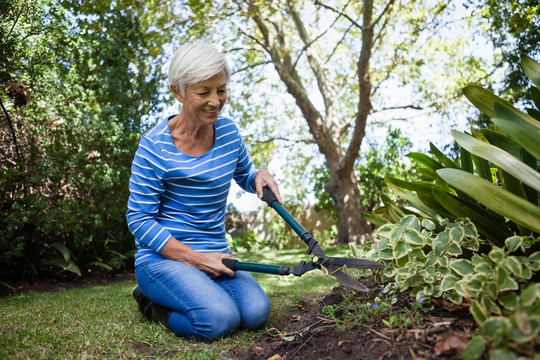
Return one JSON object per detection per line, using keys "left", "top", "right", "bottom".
{"left": 140, "top": 223, "right": 157, "bottom": 241}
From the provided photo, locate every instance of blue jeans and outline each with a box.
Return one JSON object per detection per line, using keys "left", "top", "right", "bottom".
{"left": 135, "top": 258, "right": 270, "bottom": 341}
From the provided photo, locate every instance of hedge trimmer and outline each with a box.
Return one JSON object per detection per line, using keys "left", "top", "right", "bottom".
{"left": 223, "top": 185, "right": 384, "bottom": 292}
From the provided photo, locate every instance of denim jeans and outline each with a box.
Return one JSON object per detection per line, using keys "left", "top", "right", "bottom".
{"left": 135, "top": 258, "right": 270, "bottom": 341}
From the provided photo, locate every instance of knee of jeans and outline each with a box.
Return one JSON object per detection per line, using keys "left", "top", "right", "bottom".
{"left": 196, "top": 306, "right": 241, "bottom": 341}
{"left": 241, "top": 294, "right": 270, "bottom": 330}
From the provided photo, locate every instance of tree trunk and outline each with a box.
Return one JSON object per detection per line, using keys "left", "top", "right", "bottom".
{"left": 326, "top": 165, "right": 370, "bottom": 244}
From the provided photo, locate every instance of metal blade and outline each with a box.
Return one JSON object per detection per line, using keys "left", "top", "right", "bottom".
{"left": 324, "top": 257, "right": 385, "bottom": 269}
{"left": 329, "top": 269, "right": 370, "bottom": 292}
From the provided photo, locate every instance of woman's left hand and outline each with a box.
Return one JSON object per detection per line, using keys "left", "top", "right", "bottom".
{"left": 254, "top": 169, "right": 283, "bottom": 205}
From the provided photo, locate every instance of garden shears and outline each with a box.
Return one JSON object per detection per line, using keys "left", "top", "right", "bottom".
{"left": 223, "top": 184, "right": 384, "bottom": 292}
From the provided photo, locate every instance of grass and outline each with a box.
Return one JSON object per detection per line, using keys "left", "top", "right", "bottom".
{"left": 0, "top": 246, "right": 350, "bottom": 359}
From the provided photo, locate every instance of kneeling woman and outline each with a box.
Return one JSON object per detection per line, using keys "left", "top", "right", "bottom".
{"left": 126, "top": 42, "right": 282, "bottom": 341}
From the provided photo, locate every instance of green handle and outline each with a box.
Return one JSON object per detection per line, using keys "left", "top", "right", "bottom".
{"left": 222, "top": 259, "right": 288, "bottom": 275}
{"left": 254, "top": 182, "right": 310, "bottom": 240}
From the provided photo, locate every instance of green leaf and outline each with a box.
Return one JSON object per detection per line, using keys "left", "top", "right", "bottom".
{"left": 394, "top": 241, "right": 410, "bottom": 259}
{"left": 399, "top": 214, "right": 421, "bottom": 231}
{"left": 504, "top": 256, "right": 523, "bottom": 277}
{"left": 438, "top": 255, "right": 449, "bottom": 268}
{"left": 499, "top": 292, "right": 519, "bottom": 311}
{"left": 522, "top": 55, "right": 540, "bottom": 89}
{"left": 452, "top": 130, "right": 540, "bottom": 192}
{"left": 450, "top": 259, "right": 474, "bottom": 276}
{"left": 446, "top": 242, "right": 463, "bottom": 256}
{"left": 51, "top": 242, "right": 71, "bottom": 263}
{"left": 441, "top": 274, "right": 459, "bottom": 291}
{"left": 437, "top": 169, "right": 540, "bottom": 233}
{"left": 448, "top": 226, "right": 465, "bottom": 243}
{"left": 470, "top": 299, "right": 488, "bottom": 325}
{"left": 379, "top": 249, "right": 394, "bottom": 260}
{"left": 492, "top": 115, "right": 540, "bottom": 162}
{"left": 471, "top": 151, "right": 493, "bottom": 181}
{"left": 460, "top": 147, "right": 474, "bottom": 173}
{"left": 462, "top": 336, "right": 486, "bottom": 360}
{"left": 444, "top": 292, "right": 463, "bottom": 305}
{"left": 429, "top": 142, "right": 459, "bottom": 168}
{"left": 497, "top": 267, "right": 519, "bottom": 292}
{"left": 386, "top": 178, "right": 442, "bottom": 220}
{"left": 421, "top": 219, "right": 435, "bottom": 231}
{"left": 431, "top": 187, "right": 510, "bottom": 245}
{"left": 489, "top": 248, "right": 505, "bottom": 263}
{"left": 481, "top": 296, "right": 501, "bottom": 315}
{"left": 402, "top": 228, "right": 425, "bottom": 246}
{"left": 463, "top": 84, "right": 519, "bottom": 120}
{"left": 520, "top": 284, "right": 537, "bottom": 308}
{"left": 480, "top": 128, "right": 522, "bottom": 159}
{"left": 390, "top": 226, "right": 404, "bottom": 243}
{"left": 406, "top": 152, "right": 443, "bottom": 170}
{"left": 481, "top": 317, "right": 511, "bottom": 341}
{"left": 488, "top": 349, "right": 518, "bottom": 360}
{"left": 504, "top": 236, "right": 522, "bottom": 253}
{"left": 90, "top": 261, "right": 113, "bottom": 270}
{"left": 361, "top": 211, "right": 390, "bottom": 227}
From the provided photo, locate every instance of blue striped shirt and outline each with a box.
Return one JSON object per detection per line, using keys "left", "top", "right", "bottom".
{"left": 126, "top": 116, "right": 258, "bottom": 266}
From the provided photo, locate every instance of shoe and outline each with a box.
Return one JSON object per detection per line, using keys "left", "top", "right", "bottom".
{"left": 132, "top": 286, "right": 152, "bottom": 321}
{"left": 151, "top": 303, "right": 172, "bottom": 328}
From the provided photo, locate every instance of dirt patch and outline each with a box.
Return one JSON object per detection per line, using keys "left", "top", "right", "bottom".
{"left": 226, "top": 279, "right": 476, "bottom": 360}
{"left": 0, "top": 272, "right": 136, "bottom": 297}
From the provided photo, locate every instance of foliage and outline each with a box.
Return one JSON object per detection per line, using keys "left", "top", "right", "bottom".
{"left": 474, "top": 0, "right": 540, "bottom": 102}
{"left": 359, "top": 56, "right": 540, "bottom": 358}
{"left": 357, "top": 216, "right": 540, "bottom": 358}
{"left": 0, "top": 0, "right": 164, "bottom": 282}
{"left": 364, "top": 56, "right": 540, "bottom": 246}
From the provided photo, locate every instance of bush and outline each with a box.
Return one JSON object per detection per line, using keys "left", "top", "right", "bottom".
{"left": 359, "top": 55, "right": 540, "bottom": 358}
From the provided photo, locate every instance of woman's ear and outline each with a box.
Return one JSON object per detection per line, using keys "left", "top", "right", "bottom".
{"left": 170, "top": 84, "right": 184, "bottom": 102}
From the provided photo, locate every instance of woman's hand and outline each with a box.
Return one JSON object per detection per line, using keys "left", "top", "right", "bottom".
{"left": 254, "top": 169, "right": 283, "bottom": 205}
{"left": 194, "top": 252, "right": 236, "bottom": 279}
{"left": 161, "top": 238, "right": 235, "bottom": 278}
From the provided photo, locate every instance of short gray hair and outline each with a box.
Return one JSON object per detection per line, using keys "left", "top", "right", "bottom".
{"left": 168, "top": 43, "right": 230, "bottom": 97}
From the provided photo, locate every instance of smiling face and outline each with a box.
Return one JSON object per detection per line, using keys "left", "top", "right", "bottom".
{"left": 172, "top": 70, "right": 228, "bottom": 127}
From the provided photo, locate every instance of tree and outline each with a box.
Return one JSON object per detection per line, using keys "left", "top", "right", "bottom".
{"left": 0, "top": 0, "right": 167, "bottom": 280}
{"left": 474, "top": 0, "right": 540, "bottom": 101}
{"left": 178, "top": 0, "right": 498, "bottom": 244}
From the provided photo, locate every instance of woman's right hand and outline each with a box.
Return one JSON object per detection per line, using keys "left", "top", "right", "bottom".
{"left": 161, "top": 237, "right": 236, "bottom": 278}
{"left": 194, "top": 252, "right": 236, "bottom": 279}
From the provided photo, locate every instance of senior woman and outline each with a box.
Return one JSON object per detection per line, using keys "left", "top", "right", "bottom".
{"left": 127, "top": 42, "right": 282, "bottom": 341}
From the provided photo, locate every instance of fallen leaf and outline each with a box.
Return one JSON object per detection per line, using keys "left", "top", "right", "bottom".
{"left": 289, "top": 314, "right": 302, "bottom": 322}
{"left": 252, "top": 345, "right": 263, "bottom": 356}
{"left": 267, "top": 354, "right": 282, "bottom": 360}
{"left": 434, "top": 333, "right": 468, "bottom": 356}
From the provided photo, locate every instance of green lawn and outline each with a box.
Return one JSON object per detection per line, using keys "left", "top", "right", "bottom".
{"left": 0, "top": 246, "right": 349, "bottom": 359}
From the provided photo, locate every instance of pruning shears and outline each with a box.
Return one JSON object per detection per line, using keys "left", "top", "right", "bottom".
{"left": 222, "top": 184, "right": 384, "bottom": 292}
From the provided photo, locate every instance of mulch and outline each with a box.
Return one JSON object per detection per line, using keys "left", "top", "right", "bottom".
{"left": 225, "top": 279, "right": 476, "bottom": 360}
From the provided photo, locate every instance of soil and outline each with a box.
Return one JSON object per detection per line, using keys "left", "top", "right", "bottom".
{"left": 225, "top": 279, "right": 477, "bottom": 360}
{"left": 0, "top": 272, "right": 136, "bottom": 298}
{"left": 3, "top": 274, "right": 477, "bottom": 360}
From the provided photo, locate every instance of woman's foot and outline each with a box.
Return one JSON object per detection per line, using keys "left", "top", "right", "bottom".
{"left": 132, "top": 286, "right": 152, "bottom": 321}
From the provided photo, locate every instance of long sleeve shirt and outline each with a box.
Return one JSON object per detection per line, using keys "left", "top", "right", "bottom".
{"left": 126, "top": 116, "right": 258, "bottom": 267}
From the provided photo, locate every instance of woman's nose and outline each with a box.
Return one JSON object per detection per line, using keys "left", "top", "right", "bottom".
{"left": 208, "top": 92, "right": 220, "bottom": 106}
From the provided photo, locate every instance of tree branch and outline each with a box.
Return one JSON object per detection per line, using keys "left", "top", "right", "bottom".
{"left": 314, "top": 0, "right": 363, "bottom": 31}
{"left": 0, "top": 96, "right": 21, "bottom": 160}
{"left": 341, "top": 0, "right": 374, "bottom": 174}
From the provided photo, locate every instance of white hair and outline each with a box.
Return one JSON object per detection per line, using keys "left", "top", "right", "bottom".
{"left": 168, "top": 42, "right": 230, "bottom": 97}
